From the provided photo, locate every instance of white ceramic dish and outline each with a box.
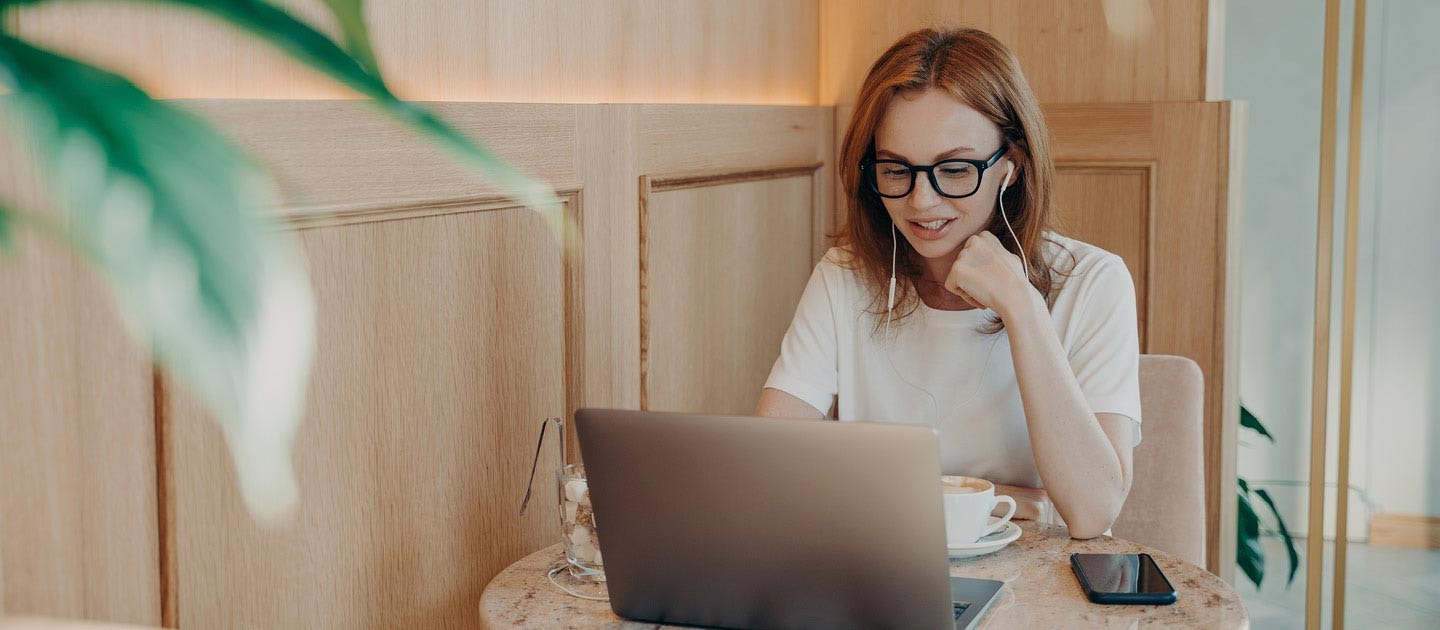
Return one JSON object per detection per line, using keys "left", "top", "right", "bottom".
{"left": 947, "top": 519, "right": 1022, "bottom": 558}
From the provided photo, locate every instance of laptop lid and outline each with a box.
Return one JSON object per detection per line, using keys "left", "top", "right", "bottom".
{"left": 575, "top": 408, "right": 955, "bottom": 630}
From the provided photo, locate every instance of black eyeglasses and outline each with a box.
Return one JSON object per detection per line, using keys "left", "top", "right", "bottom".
{"left": 859, "top": 144, "right": 1009, "bottom": 199}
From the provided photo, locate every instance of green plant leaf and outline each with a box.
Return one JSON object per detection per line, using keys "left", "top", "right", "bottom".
{"left": 1237, "top": 489, "right": 1267, "bottom": 587}
{"left": 1254, "top": 487, "right": 1301, "bottom": 586}
{"left": 1238, "top": 477, "right": 1251, "bottom": 495}
{"left": 317, "top": 0, "right": 379, "bottom": 77}
{"left": 0, "top": 33, "right": 314, "bottom": 521}
{"left": 0, "top": 205, "right": 14, "bottom": 253}
{"left": 1241, "top": 403, "right": 1276, "bottom": 442}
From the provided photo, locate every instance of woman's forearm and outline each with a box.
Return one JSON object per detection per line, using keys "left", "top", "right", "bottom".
{"left": 998, "top": 290, "right": 1129, "bottom": 538}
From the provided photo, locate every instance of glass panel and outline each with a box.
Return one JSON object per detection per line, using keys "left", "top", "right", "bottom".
{"left": 1342, "top": 0, "right": 1440, "bottom": 628}
{"left": 1224, "top": 1, "right": 1331, "bottom": 627}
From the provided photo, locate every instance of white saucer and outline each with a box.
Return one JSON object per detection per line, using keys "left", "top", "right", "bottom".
{"left": 947, "top": 519, "right": 1022, "bottom": 558}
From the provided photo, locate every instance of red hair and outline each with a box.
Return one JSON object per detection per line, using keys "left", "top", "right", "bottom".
{"left": 834, "top": 27, "right": 1071, "bottom": 332}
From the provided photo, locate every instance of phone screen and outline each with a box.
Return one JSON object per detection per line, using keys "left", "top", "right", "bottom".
{"left": 1072, "top": 553, "right": 1173, "bottom": 595}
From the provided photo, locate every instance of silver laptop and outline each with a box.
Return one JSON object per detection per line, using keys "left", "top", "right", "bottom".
{"left": 574, "top": 408, "right": 1004, "bottom": 630}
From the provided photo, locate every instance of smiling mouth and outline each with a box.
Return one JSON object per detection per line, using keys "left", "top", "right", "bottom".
{"left": 911, "top": 218, "right": 955, "bottom": 230}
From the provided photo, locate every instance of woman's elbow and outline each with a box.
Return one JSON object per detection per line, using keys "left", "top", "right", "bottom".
{"left": 1067, "top": 519, "right": 1114, "bottom": 540}
{"left": 1064, "top": 498, "right": 1126, "bottom": 540}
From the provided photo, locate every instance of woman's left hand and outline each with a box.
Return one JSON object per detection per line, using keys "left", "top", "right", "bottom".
{"left": 943, "top": 230, "right": 1032, "bottom": 315}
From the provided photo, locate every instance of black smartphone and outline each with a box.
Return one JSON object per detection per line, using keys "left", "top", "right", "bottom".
{"left": 1070, "top": 553, "right": 1177, "bottom": 605}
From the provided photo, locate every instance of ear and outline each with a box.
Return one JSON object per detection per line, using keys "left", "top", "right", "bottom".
{"left": 1003, "top": 156, "right": 1022, "bottom": 188}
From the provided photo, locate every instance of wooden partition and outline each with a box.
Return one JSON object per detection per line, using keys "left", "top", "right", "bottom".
{"left": 2, "top": 3, "right": 1245, "bottom": 624}
{"left": 2, "top": 97, "right": 1241, "bottom": 627}
{"left": 1046, "top": 102, "right": 1244, "bottom": 576}
{"left": 134, "top": 101, "right": 828, "bottom": 629}
{"left": 820, "top": 0, "right": 1217, "bottom": 105}
{"left": 0, "top": 114, "right": 162, "bottom": 625}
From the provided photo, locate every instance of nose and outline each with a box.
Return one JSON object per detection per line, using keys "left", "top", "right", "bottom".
{"left": 907, "top": 171, "right": 943, "bottom": 211}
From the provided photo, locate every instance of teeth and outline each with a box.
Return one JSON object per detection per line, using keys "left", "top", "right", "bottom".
{"left": 916, "top": 219, "right": 949, "bottom": 230}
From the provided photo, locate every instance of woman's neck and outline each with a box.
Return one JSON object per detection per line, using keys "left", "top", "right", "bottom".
{"left": 915, "top": 253, "right": 978, "bottom": 311}
{"left": 920, "top": 253, "right": 957, "bottom": 286}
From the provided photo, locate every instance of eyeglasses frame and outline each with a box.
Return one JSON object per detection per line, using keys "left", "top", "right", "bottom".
{"left": 859, "top": 143, "right": 1011, "bottom": 199}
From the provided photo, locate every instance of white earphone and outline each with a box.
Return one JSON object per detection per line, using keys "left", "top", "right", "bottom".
{"left": 998, "top": 161, "right": 1030, "bottom": 280}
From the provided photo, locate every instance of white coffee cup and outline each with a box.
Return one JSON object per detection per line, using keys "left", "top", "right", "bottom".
{"left": 941, "top": 476, "right": 1017, "bottom": 546}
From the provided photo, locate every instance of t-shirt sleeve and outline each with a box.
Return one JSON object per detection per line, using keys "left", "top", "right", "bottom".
{"left": 1065, "top": 255, "right": 1143, "bottom": 444}
{"left": 763, "top": 263, "right": 840, "bottom": 416}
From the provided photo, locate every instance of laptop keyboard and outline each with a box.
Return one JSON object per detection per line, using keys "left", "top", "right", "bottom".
{"left": 952, "top": 601, "right": 971, "bottom": 620}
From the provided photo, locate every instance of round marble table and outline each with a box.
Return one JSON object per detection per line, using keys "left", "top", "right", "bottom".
{"left": 479, "top": 522, "right": 1248, "bottom": 629}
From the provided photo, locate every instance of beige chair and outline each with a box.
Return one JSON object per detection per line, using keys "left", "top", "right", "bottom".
{"left": 1111, "top": 354, "right": 1207, "bottom": 567}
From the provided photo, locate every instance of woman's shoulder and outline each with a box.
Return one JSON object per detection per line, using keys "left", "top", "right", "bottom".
{"left": 809, "top": 246, "right": 874, "bottom": 312}
{"left": 817, "top": 246, "right": 866, "bottom": 283}
{"left": 1044, "top": 233, "right": 1132, "bottom": 297}
{"left": 819, "top": 245, "right": 856, "bottom": 268}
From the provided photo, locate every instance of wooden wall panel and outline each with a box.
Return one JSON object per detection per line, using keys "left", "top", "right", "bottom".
{"left": 187, "top": 101, "right": 581, "bottom": 212}
{"left": 571, "top": 106, "right": 641, "bottom": 465}
{"left": 632, "top": 105, "right": 833, "bottom": 420}
{"left": 1054, "top": 164, "right": 1154, "bottom": 341}
{"left": 1045, "top": 102, "right": 1242, "bottom": 578}
{"left": 168, "top": 204, "right": 568, "bottom": 630}
{"left": 643, "top": 175, "right": 817, "bottom": 414}
{"left": 11, "top": 0, "right": 819, "bottom": 105}
{"left": 155, "top": 102, "right": 833, "bottom": 626}
{"left": 820, "top": 0, "right": 1211, "bottom": 105}
{"left": 0, "top": 115, "right": 161, "bottom": 625}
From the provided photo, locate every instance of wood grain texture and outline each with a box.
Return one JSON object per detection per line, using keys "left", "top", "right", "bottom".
{"left": 164, "top": 102, "right": 588, "bottom": 630}
{"left": 11, "top": 0, "right": 818, "bottom": 105}
{"left": 820, "top": 0, "right": 1211, "bottom": 106}
{"left": 1053, "top": 163, "right": 1154, "bottom": 345}
{"left": 571, "top": 106, "right": 641, "bottom": 464}
{"left": 633, "top": 105, "right": 833, "bottom": 417}
{"left": 0, "top": 114, "right": 161, "bottom": 625}
{"left": 1044, "top": 102, "right": 1241, "bottom": 578}
{"left": 643, "top": 175, "right": 817, "bottom": 414}
{"left": 167, "top": 204, "right": 568, "bottom": 630}
{"left": 1369, "top": 514, "right": 1440, "bottom": 549}
{"left": 157, "top": 102, "right": 833, "bottom": 626}
{"left": 186, "top": 100, "right": 582, "bottom": 213}
{"left": 0, "top": 617, "right": 166, "bottom": 630}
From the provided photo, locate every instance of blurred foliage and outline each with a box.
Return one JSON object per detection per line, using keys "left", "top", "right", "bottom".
{"left": 0, "top": 0, "right": 562, "bottom": 521}
{"left": 1237, "top": 404, "right": 1301, "bottom": 588}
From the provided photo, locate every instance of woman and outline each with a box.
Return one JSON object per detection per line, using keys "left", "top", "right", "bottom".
{"left": 756, "top": 28, "right": 1140, "bottom": 539}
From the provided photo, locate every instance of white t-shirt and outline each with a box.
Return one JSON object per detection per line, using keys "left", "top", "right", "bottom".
{"left": 763, "top": 233, "right": 1141, "bottom": 490}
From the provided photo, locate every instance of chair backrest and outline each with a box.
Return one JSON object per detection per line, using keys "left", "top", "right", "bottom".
{"left": 1111, "top": 354, "right": 1207, "bottom": 566}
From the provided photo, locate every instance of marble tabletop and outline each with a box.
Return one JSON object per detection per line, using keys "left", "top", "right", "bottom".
{"left": 479, "top": 522, "right": 1249, "bottom": 629}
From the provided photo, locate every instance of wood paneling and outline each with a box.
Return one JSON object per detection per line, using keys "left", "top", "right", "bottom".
{"left": 11, "top": 0, "right": 818, "bottom": 105}
{"left": 632, "top": 104, "right": 833, "bottom": 419}
{"left": 571, "top": 106, "right": 641, "bottom": 463}
{"left": 1054, "top": 163, "right": 1155, "bottom": 343}
{"left": 0, "top": 617, "right": 166, "bottom": 630}
{"left": 187, "top": 101, "right": 581, "bottom": 213}
{"left": 820, "top": 0, "right": 1212, "bottom": 106}
{"left": 642, "top": 172, "right": 819, "bottom": 414}
{"left": 155, "top": 102, "right": 831, "bottom": 627}
{"left": 1045, "top": 102, "right": 1243, "bottom": 578}
{"left": 0, "top": 115, "right": 161, "bottom": 625}
{"left": 168, "top": 202, "right": 568, "bottom": 630}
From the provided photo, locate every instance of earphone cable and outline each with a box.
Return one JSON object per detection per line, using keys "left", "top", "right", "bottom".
{"left": 884, "top": 223, "right": 1001, "bottom": 431}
